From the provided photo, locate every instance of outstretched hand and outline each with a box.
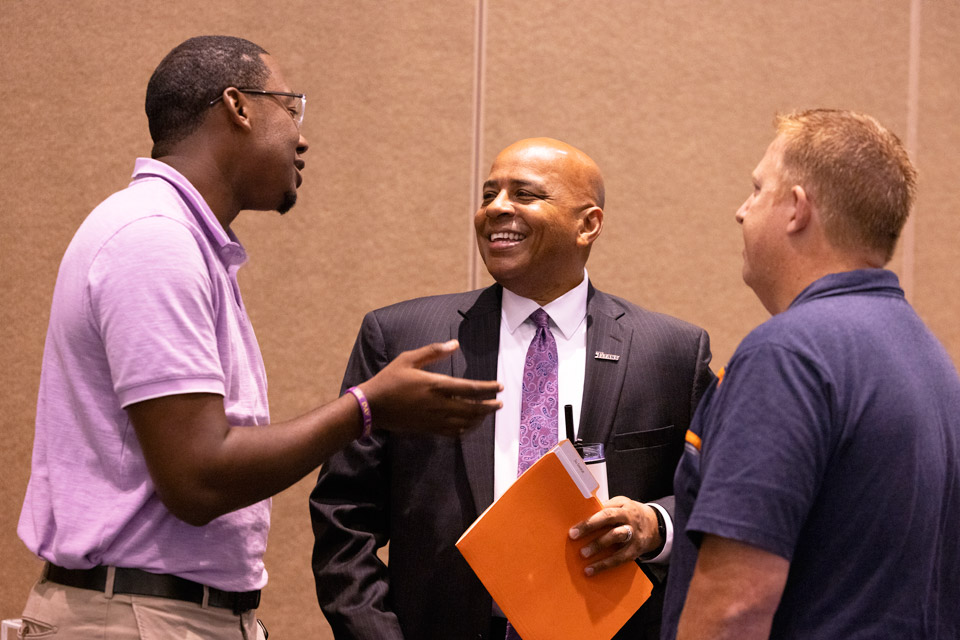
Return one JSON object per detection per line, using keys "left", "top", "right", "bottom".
{"left": 568, "top": 496, "right": 662, "bottom": 576}
{"left": 360, "top": 339, "right": 502, "bottom": 437}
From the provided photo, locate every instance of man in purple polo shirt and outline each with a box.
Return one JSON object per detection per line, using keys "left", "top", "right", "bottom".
{"left": 17, "top": 35, "right": 501, "bottom": 639}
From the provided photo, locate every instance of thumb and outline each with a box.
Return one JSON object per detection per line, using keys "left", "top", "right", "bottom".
{"left": 403, "top": 339, "right": 460, "bottom": 369}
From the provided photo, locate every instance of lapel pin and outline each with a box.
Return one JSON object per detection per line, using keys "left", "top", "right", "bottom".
{"left": 594, "top": 351, "right": 620, "bottom": 362}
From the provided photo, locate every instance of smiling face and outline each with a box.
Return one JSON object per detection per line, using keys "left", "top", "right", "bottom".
{"left": 241, "top": 55, "right": 308, "bottom": 214}
{"left": 474, "top": 139, "right": 603, "bottom": 304}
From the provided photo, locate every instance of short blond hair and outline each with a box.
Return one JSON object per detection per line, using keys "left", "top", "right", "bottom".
{"left": 775, "top": 109, "right": 917, "bottom": 263}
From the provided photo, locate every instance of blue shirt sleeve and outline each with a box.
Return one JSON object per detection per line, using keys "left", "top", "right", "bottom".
{"left": 686, "top": 342, "right": 835, "bottom": 560}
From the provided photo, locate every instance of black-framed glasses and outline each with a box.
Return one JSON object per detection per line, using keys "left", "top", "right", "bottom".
{"left": 209, "top": 89, "right": 306, "bottom": 129}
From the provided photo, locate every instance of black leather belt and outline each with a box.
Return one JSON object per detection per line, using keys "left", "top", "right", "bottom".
{"left": 44, "top": 563, "right": 260, "bottom": 615}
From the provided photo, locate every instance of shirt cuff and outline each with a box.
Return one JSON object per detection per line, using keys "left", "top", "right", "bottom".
{"left": 641, "top": 502, "right": 673, "bottom": 564}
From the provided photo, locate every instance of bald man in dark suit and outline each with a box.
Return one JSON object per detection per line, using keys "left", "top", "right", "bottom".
{"left": 310, "top": 138, "right": 714, "bottom": 640}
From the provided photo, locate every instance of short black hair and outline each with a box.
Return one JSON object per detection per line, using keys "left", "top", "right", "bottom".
{"left": 145, "top": 35, "right": 270, "bottom": 157}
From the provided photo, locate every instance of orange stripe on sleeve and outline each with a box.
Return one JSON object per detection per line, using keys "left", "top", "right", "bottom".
{"left": 685, "top": 429, "right": 702, "bottom": 451}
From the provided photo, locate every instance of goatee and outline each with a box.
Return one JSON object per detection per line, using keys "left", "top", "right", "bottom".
{"left": 277, "top": 191, "right": 298, "bottom": 215}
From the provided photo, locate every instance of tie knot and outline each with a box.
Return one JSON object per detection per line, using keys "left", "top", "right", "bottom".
{"left": 529, "top": 308, "right": 551, "bottom": 330}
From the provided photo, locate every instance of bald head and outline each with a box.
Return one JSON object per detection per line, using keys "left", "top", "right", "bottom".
{"left": 475, "top": 138, "right": 605, "bottom": 304}
{"left": 495, "top": 137, "right": 605, "bottom": 209}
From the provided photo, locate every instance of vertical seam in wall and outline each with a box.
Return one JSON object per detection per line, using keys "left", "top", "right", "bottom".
{"left": 468, "top": 0, "right": 487, "bottom": 290}
{"left": 903, "top": 0, "right": 922, "bottom": 302}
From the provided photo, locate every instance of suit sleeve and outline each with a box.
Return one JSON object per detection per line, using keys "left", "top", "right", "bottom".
{"left": 665, "top": 327, "right": 716, "bottom": 519}
{"left": 690, "top": 328, "right": 716, "bottom": 421}
{"left": 310, "top": 311, "right": 404, "bottom": 640}
{"left": 646, "top": 327, "right": 715, "bottom": 568}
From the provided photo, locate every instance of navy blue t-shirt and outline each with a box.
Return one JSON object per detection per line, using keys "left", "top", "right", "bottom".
{"left": 662, "top": 270, "right": 960, "bottom": 639}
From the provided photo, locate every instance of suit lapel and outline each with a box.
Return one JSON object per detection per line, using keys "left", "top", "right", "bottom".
{"left": 454, "top": 285, "right": 502, "bottom": 515}
{"left": 579, "top": 286, "right": 631, "bottom": 445}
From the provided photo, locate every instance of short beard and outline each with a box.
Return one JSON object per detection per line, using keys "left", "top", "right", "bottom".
{"left": 277, "top": 190, "right": 298, "bottom": 215}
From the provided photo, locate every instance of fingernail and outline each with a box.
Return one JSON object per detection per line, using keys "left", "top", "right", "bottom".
{"left": 581, "top": 547, "right": 592, "bottom": 558}
{"left": 584, "top": 566, "right": 594, "bottom": 577}
{"left": 569, "top": 528, "right": 579, "bottom": 540}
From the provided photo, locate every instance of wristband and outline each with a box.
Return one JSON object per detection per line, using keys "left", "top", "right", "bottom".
{"left": 345, "top": 386, "right": 373, "bottom": 441}
{"left": 639, "top": 503, "right": 666, "bottom": 561}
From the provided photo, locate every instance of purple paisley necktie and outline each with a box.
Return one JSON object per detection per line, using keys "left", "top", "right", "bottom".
{"left": 505, "top": 309, "right": 560, "bottom": 640}
{"left": 506, "top": 308, "right": 559, "bottom": 640}
{"left": 517, "top": 308, "right": 560, "bottom": 475}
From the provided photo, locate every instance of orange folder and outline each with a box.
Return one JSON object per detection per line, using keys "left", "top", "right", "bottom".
{"left": 456, "top": 440, "right": 653, "bottom": 640}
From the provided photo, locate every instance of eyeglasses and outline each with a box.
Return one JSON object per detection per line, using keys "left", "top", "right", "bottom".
{"left": 209, "top": 89, "right": 306, "bottom": 129}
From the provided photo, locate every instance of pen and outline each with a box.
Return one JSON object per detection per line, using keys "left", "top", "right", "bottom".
{"left": 564, "top": 404, "right": 583, "bottom": 456}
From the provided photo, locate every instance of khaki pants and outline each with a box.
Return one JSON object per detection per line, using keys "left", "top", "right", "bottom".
{"left": 19, "top": 579, "right": 263, "bottom": 639}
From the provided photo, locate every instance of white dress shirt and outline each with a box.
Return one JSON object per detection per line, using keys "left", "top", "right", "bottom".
{"left": 493, "top": 274, "right": 589, "bottom": 500}
{"left": 492, "top": 270, "right": 672, "bottom": 563}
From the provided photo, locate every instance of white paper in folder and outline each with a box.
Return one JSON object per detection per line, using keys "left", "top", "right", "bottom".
{"left": 580, "top": 443, "right": 608, "bottom": 502}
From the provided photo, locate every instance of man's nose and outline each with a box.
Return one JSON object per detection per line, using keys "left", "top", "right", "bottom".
{"left": 735, "top": 201, "right": 747, "bottom": 224}
{"left": 485, "top": 190, "right": 512, "bottom": 216}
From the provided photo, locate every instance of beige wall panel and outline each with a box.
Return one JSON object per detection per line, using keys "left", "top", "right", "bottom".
{"left": 3, "top": 0, "right": 957, "bottom": 636}
{"left": 1, "top": 2, "right": 478, "bottom": 637}
{"left": 481, "top": 0, "right": 913, "bottom": 368}
{"left": 914, "top": 1, "right": 960, "bottom": 370}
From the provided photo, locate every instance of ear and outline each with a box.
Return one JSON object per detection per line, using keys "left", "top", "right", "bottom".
{"left": 215, "top": 88, "right": 254, "bottom": 132}
{"left": 785, "top": 185, "right": 812, "bottom": 234}
{"left": 577, "top": 206, "right": 604, "bottom": 247}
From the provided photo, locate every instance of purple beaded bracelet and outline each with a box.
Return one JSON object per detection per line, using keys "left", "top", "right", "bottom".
{"left": 346, "top": 386, "right": 373, "bottom": 441}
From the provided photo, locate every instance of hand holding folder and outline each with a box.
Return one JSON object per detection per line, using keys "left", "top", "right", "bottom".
{"left": 456, "top": 440, "right": 653, "bottom": 640}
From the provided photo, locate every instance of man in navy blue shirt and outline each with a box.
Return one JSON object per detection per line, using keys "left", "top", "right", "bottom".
{"left": 662, "top": 109, "right": 960, "bottom": 639}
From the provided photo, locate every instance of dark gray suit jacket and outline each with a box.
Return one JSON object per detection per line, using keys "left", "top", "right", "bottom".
{"left": 310, "top": 283, "right": 713, "bottom": 640}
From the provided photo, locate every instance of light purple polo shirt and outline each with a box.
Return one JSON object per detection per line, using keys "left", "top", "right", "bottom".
{"left": 18, "top": 158, "right": 271, "bottom": 591}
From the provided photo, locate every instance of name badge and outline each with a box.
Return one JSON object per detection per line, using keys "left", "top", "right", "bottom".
{"left": 594, "top": 351, "right": 620, "bottom": 362}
